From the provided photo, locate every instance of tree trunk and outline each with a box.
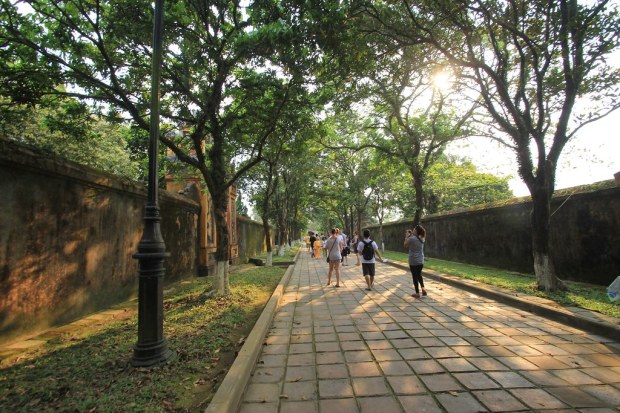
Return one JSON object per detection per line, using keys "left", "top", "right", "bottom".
{"left": 278, "top": 227, "right": 286, "bottom": 256}
{"left": 349, "top": 206, "right": 354, "bottom": 236}
{"left": 379, "top": 218, "right": 385, "bottom": 252}
{"left": 413, "top": 174, "right": 424, "bottom": 225}
{"left": 212, "top": 189, "right": 230, "bottom": 295}
{"left": 530, "top": 187, "right": 566, "bottom": 291}
{"left": 262, "top": 216, "right": 272, "bottom": 267}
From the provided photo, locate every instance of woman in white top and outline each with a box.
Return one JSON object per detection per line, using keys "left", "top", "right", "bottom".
{"left": 324, "top": 228, "right": 344, "bottom": 287}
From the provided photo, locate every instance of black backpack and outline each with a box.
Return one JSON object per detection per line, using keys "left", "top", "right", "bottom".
{"left": 361, "top": 240, "right": 374, "bottom": 260}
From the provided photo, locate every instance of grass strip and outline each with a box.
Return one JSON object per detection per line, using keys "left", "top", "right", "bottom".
{"left": 0, "top": 266, "right": 284, "bottom": 413}
{"left": 382, "top": 251, "right": 619, "bottom": 319}
{"left": 254, "top": 247, "right": 298, "bottom": 262}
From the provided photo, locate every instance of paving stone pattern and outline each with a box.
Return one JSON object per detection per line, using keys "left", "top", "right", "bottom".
{"left": 239, "top": 253, "right": 620, "bottom": 413}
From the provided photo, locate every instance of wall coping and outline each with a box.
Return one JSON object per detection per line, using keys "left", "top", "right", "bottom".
{"left": 0, "top": 138, "right": 199, "bottom": 210}
{"left": 237, "top": 215, "right": 263, "bottom": 226}
{"left": 368, "top": 179, "right": 619, "bottom": 227}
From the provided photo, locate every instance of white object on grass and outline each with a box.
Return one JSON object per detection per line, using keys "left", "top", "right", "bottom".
{"left": 607, "top": 276, "right": 620, "bottom": 303}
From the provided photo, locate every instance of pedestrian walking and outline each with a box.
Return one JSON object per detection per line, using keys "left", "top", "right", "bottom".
{"left": 351, "top": 230, "right": 361, "bottom": 266}
{"left": 404, "top": 225, "right": 427, "bottom": 298}
{"left": 325, "top": 228, "right": 344, "bottom": 287}
{"left": 336, "top": 228, "right": 349, "bottom": 266}
{"left": 313, "top": 234, "right": 323, "bottom": 259}
{"left": 357, "top": 229, "right": 384, "bottom": 291}
{"left": 322, "top": 235, "right": 328, "bottom": 257}
{"left": 309, "top": 232, "right": 316, "bottom": 258}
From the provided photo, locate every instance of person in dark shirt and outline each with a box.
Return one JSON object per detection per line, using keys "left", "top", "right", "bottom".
{"left": 309, "top": 233, "right": 316, "bottom": 257}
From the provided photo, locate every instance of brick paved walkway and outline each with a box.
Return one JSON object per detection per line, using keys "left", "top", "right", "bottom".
{"left": 238, "top": 252, "right": 620, "bottom": 413}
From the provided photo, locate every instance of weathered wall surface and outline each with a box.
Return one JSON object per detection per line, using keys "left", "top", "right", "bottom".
{"left": 368, "top": 182, "right": 620, "bottom": 286}
{"left": 0, "top": 140, "right": 199, "bottom": 345}
{"left": 237, "top": 216, "right": 267, "bottom": 262}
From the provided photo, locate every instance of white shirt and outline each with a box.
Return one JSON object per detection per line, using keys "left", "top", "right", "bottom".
{"left": 357, "top": 238, "right": 378, "bottom": 264}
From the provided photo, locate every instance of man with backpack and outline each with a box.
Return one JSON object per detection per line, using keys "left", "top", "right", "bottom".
{"left": 357, "top": 229, "right": 385, "bottom": 291}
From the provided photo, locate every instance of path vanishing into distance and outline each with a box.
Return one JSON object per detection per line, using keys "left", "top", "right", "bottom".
{"left": 236, "top": 252, "right": 620, "bottom": 413}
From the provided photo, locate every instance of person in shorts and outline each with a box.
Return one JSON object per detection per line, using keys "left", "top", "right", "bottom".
{"left": 325, "top": 228, "right": 344, "bottom": 287}
{"left": 357, "top": 229, "right": 384, "bottom": 291}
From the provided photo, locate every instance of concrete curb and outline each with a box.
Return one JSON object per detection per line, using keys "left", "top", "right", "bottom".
{"left": 386, "top": 260, "right": 620, "bottom": 341}
{"left": 205, "top": 255, "right": 297, "bottom": 413}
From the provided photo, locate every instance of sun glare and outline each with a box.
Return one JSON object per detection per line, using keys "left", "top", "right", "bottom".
{"left": 432, "top": 71, "right": 452, "bottom": 91}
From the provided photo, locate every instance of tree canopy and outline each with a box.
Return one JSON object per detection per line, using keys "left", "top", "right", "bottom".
{"left": 2, "top": 0, "right": 618, "bottom": 292}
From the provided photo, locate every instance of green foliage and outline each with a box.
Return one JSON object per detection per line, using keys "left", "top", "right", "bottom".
{"left": 0, "top": 96, "right": 143, "bottom": 180}
{"left": 424, "top": 155, "right": 513, "bottom": 213}
{"left": 236, "top": 195, "right": 249, "bottom": 217}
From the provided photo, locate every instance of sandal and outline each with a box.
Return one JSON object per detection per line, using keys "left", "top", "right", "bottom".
{"left": 335, "top": 284, "right": 340, "bottom": 288}
{"left": 412, "top": 293, "right": 420, "bottom": 298}
{"left": 422, "top": 290, "right": 427, "bottom": 296}
{"left": 365, "top": 288, "right": 371, "bottom": 291}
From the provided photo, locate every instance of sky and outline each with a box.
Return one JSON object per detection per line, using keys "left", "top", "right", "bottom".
{"left": 445, "top": 109, "right": 620, "bottom": 197}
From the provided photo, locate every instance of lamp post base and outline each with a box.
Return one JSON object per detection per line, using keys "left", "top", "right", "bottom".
{"left": 131, "top": 339, "right": 175, "bottom": 367}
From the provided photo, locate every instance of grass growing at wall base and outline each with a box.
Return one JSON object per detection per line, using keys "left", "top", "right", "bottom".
{"left": 253, "top": 244, "right": 300, "bottom": 262}
{"left": 0, "top": 265, "right": 284, "bottom": 412}
{"left": 382, "top": 251, "right": 620, "bottom": 319}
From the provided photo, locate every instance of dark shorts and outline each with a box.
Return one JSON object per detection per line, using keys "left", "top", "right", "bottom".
{"left": 362, "top": 263, "right": 375, "bottom": 277}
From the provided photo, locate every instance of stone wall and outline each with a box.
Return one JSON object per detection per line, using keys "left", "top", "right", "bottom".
{"left": 0, "top": 140, "right": 199, "bottom": 345}
{"left": 237, "top": 216, "right": 268, "bottom": 262}
{"left": 368, "top": 182, "right": 620, "bottom": 286}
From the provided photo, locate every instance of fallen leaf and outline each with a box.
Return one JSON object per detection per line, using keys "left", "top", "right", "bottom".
{"left": 293, "top": 376, "right": 303, "bottom": 382}
{"left": 280, "top": 395, "right": 289, "bottom": 399}
{"left": 265, "top": 371, "right": 273, "bottom": 376}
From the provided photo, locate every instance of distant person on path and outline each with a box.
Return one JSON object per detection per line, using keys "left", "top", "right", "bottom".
{"left": 322, "top": 234, "right": 328, "bottom": 257}
{"left": 309, "top": 233, "right": 316, "bottom": 257}
{"left": 404, "top": 225, "right": 427, "bottom": 298}
{"left": 305, "top": 233, "right": 311, "bottom": 252}
{"left": 337, "top": 228, "right": 349, "bottom": 266}
{"left": 313, "top": 234, "right": 323, "bottom": 259}
{"left": 351, "top": 230, "right": 361, "bottom": 266}
{"left": 357, "top": 229, "right": 384, "bottom": 291}
{"left": 325, "top": 228, "right": 344, "bottom": 287}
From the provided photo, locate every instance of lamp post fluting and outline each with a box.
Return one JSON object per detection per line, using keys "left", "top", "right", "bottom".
{"left": 131, "top": 0, "right": 173, "bottom": 367}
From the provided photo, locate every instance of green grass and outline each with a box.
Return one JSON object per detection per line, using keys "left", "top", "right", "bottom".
{"left": 254, "top": 248, "right": 298, "bottom": 262}
{"left": 382, "top": 250, "right": 619, "bottom": 319}
{"left": 0, "top": 266, "right": 284, "bottom": 413}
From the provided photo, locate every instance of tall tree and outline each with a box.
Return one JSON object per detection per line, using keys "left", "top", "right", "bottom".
{"left": 0, "top": 0, "right": 303, "bottom": 293}
{"left": 362, "top": 0, "right": 620, "bottom": 290}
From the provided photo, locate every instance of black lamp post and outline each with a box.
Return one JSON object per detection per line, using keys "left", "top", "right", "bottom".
{"left": 131, "top": 0, "right": 173, "bottom": 367}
